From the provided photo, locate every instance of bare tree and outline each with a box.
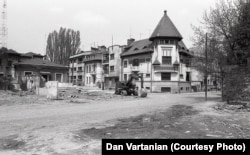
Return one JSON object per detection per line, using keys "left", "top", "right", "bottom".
{"left": 191, "top": 0, "right": 250, "bottom": 100}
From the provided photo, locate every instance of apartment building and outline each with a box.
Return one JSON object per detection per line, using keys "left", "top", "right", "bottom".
{"left": 102, "top": 45, "right": 124, "bottom": 89}
{"left": 69, "top": 46, "right": 108, "bottom": 87}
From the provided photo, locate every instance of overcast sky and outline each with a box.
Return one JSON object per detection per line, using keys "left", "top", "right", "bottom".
{"left": 5, "top": 0, "right": 217, "bottom": 54}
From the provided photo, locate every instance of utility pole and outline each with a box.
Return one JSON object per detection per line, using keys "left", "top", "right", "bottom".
{"left": 205, "top": 33, "right": 208, "bottom": 101}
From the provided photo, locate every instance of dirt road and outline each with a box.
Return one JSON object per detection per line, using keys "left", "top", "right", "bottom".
{"left": 0, "top": 92, "right": 237, "bottom": 155}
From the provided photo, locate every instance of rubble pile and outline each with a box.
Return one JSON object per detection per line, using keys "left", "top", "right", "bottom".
{"left": 58, "top": 87, "right": 140, "bottom": 102}
{"left": 214, "top": 102, "right": 250, "bottom": 112}
{"left": 0, "top": 90, "right": 49, "bottom": 106}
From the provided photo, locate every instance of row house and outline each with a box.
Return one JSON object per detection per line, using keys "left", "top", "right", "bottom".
{"left": 120, "top": 10, "right": 197, "bottom": 93}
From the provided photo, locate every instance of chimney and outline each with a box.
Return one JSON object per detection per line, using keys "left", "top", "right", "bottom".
{"left": 127, "top": 38, "right": 135, "bottom": 46}
{"left": 164, "top": 10, "right": 167, "bottom": 15}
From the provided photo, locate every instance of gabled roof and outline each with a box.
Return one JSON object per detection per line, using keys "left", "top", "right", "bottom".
{"left": 0, "top": 48, "right": 20, "bottom": 55}
{"left": 21, "top": 52, "right": 44, "bottom": 58}
{"left": 16, "top": 58, "right": 68, "bottom": 68}
{"left": 150, "top": 10, "right": 182, "bottom": 41}
{"left": 121, "top": 39, "right": 153, "bottom": 57}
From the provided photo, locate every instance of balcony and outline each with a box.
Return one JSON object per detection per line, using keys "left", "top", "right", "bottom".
{"left": 131, "top": 66, "right": 139, "bottom": 71}
{"left": 154, "top": 65, "right": 178, "bottom": 73}
{"left": 103, "top": 70, "right": 109, "bottom": 74}
{"left": 102, "top": 59, "right": 109, "bottom": 64}
{"left": 77, "top": 70, "right": 83, "bottom": 73}
{"left": 90, "top": 70, "right": 96, "bottom": 75}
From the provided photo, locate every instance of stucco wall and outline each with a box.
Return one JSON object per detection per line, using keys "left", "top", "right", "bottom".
{"left": 15, "top": 65, "right": 68, "bottom": 83}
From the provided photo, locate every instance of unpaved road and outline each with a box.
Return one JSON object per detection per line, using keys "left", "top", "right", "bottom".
{"left": 0, "top": 92, "right": 227, "bottom": 154}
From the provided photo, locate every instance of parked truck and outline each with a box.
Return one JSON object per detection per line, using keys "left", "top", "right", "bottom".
{"left": 115, "top": 73, "right": 147, "bottom": 97}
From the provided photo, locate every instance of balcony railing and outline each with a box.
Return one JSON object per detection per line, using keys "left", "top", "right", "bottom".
{"left": 77, "top": 70, "right": 83, "bottom": 73}
{"left": 131, "top": 66, "right": 139, "bottom": 71}
{"left": 154, "top": 65, "right": 178, "bottom": 72}
{"left": 103, "top": 60, "right": 109, "bottom": 64}
{"left": 90, "top": 70, "right": 96, "bottom": 74}
{"left": 103, "top": 70, "right": 109, "bottom": 74}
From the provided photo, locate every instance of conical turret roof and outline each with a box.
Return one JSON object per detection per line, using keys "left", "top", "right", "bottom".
{"left": 150, "top": 10, "right": 183, "bottom": 41}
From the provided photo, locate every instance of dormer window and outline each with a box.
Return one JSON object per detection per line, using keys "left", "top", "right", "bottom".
{"left": 134, "top": 48, "right": 139, "bottom": 51}
{"left": 160, "top": 40, "right": 165, "bottom": 44}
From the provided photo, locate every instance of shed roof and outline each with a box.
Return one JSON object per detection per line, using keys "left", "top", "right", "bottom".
{"left": 16, "top": 58, "right": 68, "bottom": 68}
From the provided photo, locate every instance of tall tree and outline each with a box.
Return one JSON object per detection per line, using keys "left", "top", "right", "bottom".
{"left": 233, "top": 0, "right": 250, "bottom": 64}
{"left": 46, "top": 27, "right": 81, "bottom": 65}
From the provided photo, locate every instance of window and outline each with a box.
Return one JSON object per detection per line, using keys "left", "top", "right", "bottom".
{"left": 110, "top": 54, "right": 115, "bottom": 60}
{"left": 73, "top": 68, "right": 77, "bottom": 71}
{"left": 55, "top": 73, "right": 62, "bottom": 82}
{"left": 86, "top": 66, "right": 88, "bottom": 73}
{"left": 162, "top": 47, "right": 172, "bottom": 56}
{"left": 124, "top": 60, "right": 128, "bottom": 68}
{"left": 146, "top": 87, "right": 150, "bottom": 90}
{"left": 78, "top": 75, "right": 82, "bottom": 80}
{"left": 146, "top": 58, "right": 151, "bottom": 63}
{"left": 146, "top": 74, "right": 150, "bottom": 78}
{"left": 0, "top": 59, "right": 1, "bottom": 65}
{"left": 161, "top": 73, "right": 171, "bottom": 81}
{"left": 73, "top": 76, "right": 76, "bottom": 79}
{"left": 160, "top": 40, "right": 165, "bottom": 44}
{"left": 78, "top": 67, "right": 82, "bottom": 71}
{"left": 78, "top": 58, "right": 82, "bottom": 62}
{"left": 181, "top": 87, "right": 183, "bottom": 90}
{"left": 124, "top": 74, "right": 127, "bottom": 81}
{"left": 161, "top": 87, "right": 171, "bottom": 92}
{"left": 186, "top": 72, "right": 190, "bottom": 82}
{"left": 132, "top": 59, "right": 139, "bottom": 66}
{"left": 180, "top": 74, "right": 184, "bottom": 79}
{"left": 89, "top": 65, "right": 91, "bottom": 72}
{"left": 169, "top": 40, "right": 175, "bottom": 44}
{"left": 110, "top": 66, "right": 114, "bottom": 72}
{"left": 24, "top": 71, "right": 32, "bottom": 76}
{"left": 162, "top": 56, "right": 172, "bottom": 65}
{"left": 8, "top": 61, "right": 12, "bottom": 66}
{"left": 180, "top": 58, "right": 184, "bottom": 63}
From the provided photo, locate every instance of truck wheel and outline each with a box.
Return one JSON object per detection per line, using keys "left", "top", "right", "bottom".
{"left": 121, "top": 90, "right": 127, "bottom": 96}
{"left": 133, "top": 91, "right": 138, "bottom": 96}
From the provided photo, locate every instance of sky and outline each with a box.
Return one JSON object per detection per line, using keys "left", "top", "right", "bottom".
{"left": 4, "top": 0, "right": 217, "bottom": 54}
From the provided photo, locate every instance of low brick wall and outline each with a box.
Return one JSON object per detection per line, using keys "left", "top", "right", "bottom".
{"left": 136, "top": 81, "right": 191, "bottom": 93}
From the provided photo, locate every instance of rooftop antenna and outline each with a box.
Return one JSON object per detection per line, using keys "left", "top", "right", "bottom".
{"left": 129, "top": 26, "right": 132, "bottom": 38}
{"left": 139, "top": 33, "right": 143, "bottom": 39}
{"left": 111, "top": 35, "right": 113, "bottom": 50}
{"left": 1, "top": 0, "right": 7, "bottom": 48}
{"left": 147, "top": 29, "right": 151, "bottom": 37}
{"left": 44, "top": 34, "right": 47, "bottom": 59}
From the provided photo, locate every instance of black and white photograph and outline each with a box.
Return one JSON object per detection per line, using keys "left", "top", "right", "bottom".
{"left": 0, "top": 0, "right": 250, "bottom": 154}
